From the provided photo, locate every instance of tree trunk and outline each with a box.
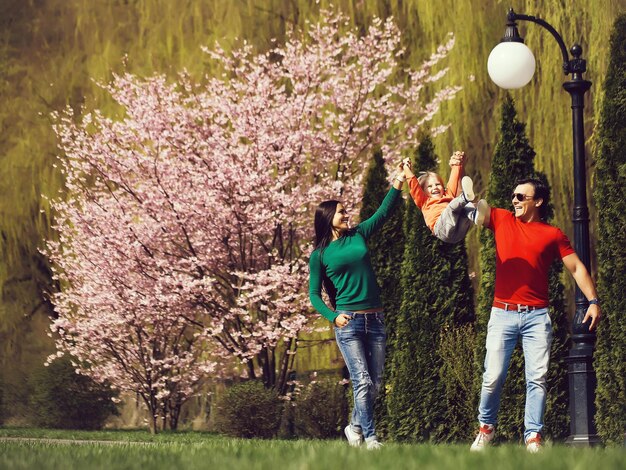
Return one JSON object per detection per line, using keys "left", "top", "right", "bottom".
{"left": 276, "top": 338, "right": 293, "bottom": 395}
{"left": 161, "top": 400, "right": 169, "bottom": 431}
{"left": 169, "top": 398, "right": 182, "bottom": 431}
{"left": 143, "top": 391, "right": 159, "bottom": 434}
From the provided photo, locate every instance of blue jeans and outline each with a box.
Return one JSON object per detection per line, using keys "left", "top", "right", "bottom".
{"left": 334, "top": 310, "right": 386, "bottom": 440}
{"left": 478, "top": 307, "right": 552, "bottom": 441}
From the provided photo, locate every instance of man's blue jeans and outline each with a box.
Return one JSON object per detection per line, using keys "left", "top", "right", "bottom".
{"left": 478, "top": 307, "right": 552, "bottom": 441}
{"left": 334, "top": 311, "right": 386, "bottom": 440}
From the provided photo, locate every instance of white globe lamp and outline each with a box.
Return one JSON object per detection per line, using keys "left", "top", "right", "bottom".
{"left": 487, "top": 41, "right": 536, "bottom": 89}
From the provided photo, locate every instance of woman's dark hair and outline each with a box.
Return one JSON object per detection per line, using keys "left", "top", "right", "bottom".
{"left": 314, "top": 200, "right": 340, "bottom": 251}
{"left": 313, "top": 200, "right": 340, "bottom": 308}
{"left": 516, "top": 177, "right": 550, "bottom": 220}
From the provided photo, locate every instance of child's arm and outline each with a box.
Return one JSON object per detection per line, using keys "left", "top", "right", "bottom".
{"left": 403, "top": 159, "right": 428, "bottom": 208}
{"left": 447, "top": 151, "right": 465, "bottom": 197}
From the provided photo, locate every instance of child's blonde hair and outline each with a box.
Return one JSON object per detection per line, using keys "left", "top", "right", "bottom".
{"left": 417, "top": 171, "right": 444, "bottom": 192}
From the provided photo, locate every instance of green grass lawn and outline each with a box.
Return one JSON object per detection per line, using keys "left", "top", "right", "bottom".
{"left": 0, "top": 428, "right": 624, "bottom": 470}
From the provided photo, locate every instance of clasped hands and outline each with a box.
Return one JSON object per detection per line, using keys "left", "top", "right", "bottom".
{"left": 449, "top": 150, "right": 465, "bottom": 167}
{"left": 396, "top": 151, "right": 464, "bottom": 180}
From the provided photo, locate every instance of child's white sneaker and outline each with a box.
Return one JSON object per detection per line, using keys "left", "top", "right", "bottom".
{"left": 461, "top": 176, "right": 475, "bottom": 203}
{"left": 474, "top": 199, "right": 490, "bottom": 226}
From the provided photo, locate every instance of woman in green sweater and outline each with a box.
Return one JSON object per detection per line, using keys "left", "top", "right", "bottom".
{"left": 309, "top": 162, "right": 406, "bottom": 450}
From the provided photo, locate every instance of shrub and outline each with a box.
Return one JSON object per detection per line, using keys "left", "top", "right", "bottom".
{"left": 594, "top": 13, "right": 626, "bottom": 445}
{"left": 293, "top": 378, "right": 349, "bottom": 438}
{"left": 386, "top": 137, "right": 475, "bottom": 442}
{"left": 0, "top": 375, "right": 5, "bottom": 425}
{"left": 215, "top": 381, "right": 283, "bottom": 438}
{"left": 29, "top": 358, "right": 119, "bottom": 430}
{"left": 437, "top": 324, "right": 477, "bottom": 440}
{"left": 359, "top": 148, "right": 405, "bottom": 437}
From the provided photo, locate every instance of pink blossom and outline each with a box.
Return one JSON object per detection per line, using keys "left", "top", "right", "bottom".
{"left": 45, "top": 9, "right": 460, "bottom": 431}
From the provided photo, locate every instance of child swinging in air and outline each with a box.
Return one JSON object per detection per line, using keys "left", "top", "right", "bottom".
{"left": 402, "top": 151, "right": 489, "bottom": 244}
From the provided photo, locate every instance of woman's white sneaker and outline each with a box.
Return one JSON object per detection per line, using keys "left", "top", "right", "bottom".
{"left": 365, "top": 438, "right": 384, "bottom": 450}
{"left": 344, "top": 425, "right": 363, "bottom": 447}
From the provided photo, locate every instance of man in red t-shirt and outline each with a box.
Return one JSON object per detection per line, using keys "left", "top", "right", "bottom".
{"left": 470, "top": 178, "right": 601, "bottom": 453}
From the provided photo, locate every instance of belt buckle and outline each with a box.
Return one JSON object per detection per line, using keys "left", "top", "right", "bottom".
{"left": 517, "top": 304, "right": 530, "bottom": 313}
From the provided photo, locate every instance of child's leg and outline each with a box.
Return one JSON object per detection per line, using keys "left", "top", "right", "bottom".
{"left": 461, "top": 176, "right": 476, "bottom": 203}
{"left": 433, "top": 196, "right": 472, "bottom": 243}
{"left": 464, "top": 199, "right": 490, "bottom": 226}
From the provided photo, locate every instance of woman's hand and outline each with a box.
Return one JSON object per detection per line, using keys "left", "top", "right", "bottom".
{"left": 401, "top": 158, "right": 415, "bottom": 180}
{"left": 392, "top": 161, "right": 408, "bottom": 189}
{"left": 334, "top": 313, "right": 352, "bottom": 328}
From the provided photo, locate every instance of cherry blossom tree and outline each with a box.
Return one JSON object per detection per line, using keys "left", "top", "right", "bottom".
{"left": 45, "top": 9, "right": 461, "bottom": 432}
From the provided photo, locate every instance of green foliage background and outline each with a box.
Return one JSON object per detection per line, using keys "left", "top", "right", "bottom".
{"left": 593, "top": 13, "right": 626, "bottom": 445}
{"left": 1, "top": 0, "right": 624, "bottom": 430}
{"left": 215, "top": 381, "right": 283, "bottom": 438}
{"left": 28, "top": 357, "right": 119, "bottom": 430}
{"left": 358, "top": 148, "right": 405, "bottom": 437}
{"left": 386, "top": 137, "right": 475, "bottom": 442}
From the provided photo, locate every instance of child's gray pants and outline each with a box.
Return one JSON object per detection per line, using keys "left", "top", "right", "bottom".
{"left": 433, "top": 196, "right": 475, "bottom": 244}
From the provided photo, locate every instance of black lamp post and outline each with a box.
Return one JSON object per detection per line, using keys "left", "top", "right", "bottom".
{"left": 487, "top": 8, "right": 599, "bottom": 446}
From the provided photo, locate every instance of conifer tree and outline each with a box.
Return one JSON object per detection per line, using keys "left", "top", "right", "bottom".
{"left": 386, "top": 136, "right": 475, "bottom": 442}
{"left": 359, "top": 149, "right": 405, "bottom": 352}
{"left": 475, "top": 94, "right": 568, "bottom": 441}
{"left": 593, "top": 13, "right": 626, "bottom": 445}
{"left": 358, "top": 148, "right": 405, "bottom": 437}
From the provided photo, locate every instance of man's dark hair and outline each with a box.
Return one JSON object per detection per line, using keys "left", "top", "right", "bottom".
{"left": 516, "top": 177, "right": 550, "bottom": 220}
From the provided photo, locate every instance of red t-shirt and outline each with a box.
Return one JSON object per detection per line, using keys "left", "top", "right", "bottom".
{"left": 488, "top": 208, "right": 575, "bottom": 307}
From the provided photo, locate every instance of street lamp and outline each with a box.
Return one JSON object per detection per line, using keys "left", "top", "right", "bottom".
{"left": 487, "top": 8, "right": 599, "bottom": 446}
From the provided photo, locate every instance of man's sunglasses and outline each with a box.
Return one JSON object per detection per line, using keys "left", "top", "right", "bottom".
{"left": 511, "top": 193, "right": 533, "bottom": 202}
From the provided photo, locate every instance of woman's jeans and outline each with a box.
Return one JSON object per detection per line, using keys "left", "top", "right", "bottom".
{"left": 478, "top": 307, "right": 552, "bottom": 441}
{"left": 334, "top": 310, "right": 386, "bottom": 440}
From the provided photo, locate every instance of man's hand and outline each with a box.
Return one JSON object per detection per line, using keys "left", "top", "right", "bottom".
{"left": 582, "top": 303, "right": 601, "bottom": 331}
{"left": 562, "top": 253, "right": 602, "bottom": 332}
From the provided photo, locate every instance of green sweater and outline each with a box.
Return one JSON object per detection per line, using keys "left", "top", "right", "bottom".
{"left": 309, "top": 187, "right": 401, "bottom": 322}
